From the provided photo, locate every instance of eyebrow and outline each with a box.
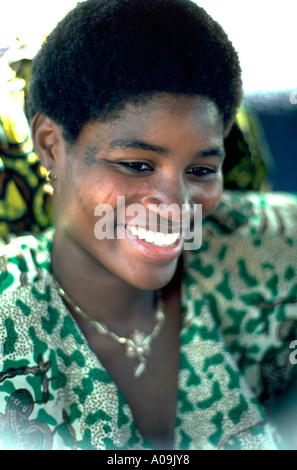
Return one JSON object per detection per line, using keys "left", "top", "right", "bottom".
{"left": 199, "top": 148, "right": 226, "bottom": 161}
{"left": 109, "top": 138, "right": 226, "bottom": 160}
{"left": 109, "top": 139, "right": 168, "bottom": 155}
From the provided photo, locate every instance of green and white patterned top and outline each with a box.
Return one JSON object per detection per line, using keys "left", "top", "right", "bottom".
{"left": 0, "top": 190, "right": 297, "bottom": 450}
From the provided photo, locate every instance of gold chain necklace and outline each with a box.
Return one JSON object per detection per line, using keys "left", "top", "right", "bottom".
{"left": 56, "top": 284, "right": 166, "bottom": 378}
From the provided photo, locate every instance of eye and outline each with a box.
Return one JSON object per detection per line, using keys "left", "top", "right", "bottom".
{"left": 117, "top": 161, "right": 154, "bottom": 173}
{"left": 186, "top": 166, "right": 218, "bottom": 178}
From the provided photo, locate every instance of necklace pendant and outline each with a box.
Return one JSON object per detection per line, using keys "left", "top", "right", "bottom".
{"left": 125, "top": 330, "right": 151, "bottom": 359}
{"left": 134, "top": 360, "right": 146, "bottom": 378}
{"left": 57, "top": 281, "right": 165, "bottom": 379}
{"left": 125, "top": 330, "right": 151, "bottom": 378}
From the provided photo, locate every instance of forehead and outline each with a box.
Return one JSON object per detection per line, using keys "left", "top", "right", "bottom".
{"left": 80, "top": 93, "right": 224, "bottom": 147}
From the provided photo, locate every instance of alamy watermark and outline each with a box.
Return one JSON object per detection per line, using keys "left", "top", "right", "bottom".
{"left": 289, "top": 340, "right": 297, "bottom": 364}
{"left": 289, "top": 90, "right": 297, "bottom": 105}
{"left": 0, "top": 343, "right": 3, "bottom": 367}
{"left": 94, "top": 196, "right": 202, "bottom": 250}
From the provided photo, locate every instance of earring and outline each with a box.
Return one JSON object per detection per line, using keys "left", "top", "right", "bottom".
{"left": 44, "top": 170, "right": 57, "bottom": 196}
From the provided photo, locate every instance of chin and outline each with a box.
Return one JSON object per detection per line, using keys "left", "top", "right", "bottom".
{"left": 123, "top": 259, "right": 180, "bottom": 291}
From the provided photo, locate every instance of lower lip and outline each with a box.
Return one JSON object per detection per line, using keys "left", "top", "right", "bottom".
{"left": 117, "top": 226, "right": 184, "bottom": 262}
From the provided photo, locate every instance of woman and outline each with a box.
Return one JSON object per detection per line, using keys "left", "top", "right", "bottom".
{"left": 0, "top": 0, "right": 296, "bottom": 450}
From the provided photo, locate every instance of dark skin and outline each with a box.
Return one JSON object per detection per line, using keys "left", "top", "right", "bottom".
{"left": 31, "top": 93, "right": 225, "bottom": 449}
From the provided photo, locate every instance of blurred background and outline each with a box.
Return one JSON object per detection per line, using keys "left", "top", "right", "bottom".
{"left": 197, "top": 0, "right": 297, "bottom": 193}
{"left": 0, "top": 0, "right": 296, "bottom": 238}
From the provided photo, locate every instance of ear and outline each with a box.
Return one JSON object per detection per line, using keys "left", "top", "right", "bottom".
{"left": 30, "top": 113, "right": 64, "bottom": 170}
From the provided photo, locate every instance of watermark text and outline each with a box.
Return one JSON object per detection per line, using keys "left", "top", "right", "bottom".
{"left": 94, "top": 197, "right": 202, "bottom": 250}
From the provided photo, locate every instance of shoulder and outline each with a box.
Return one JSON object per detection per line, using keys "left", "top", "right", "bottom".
{"left": 183, "top": 191, "right": 297, "bottom": 404}
{"left": 204, "top": 190, "right": 297, "bottom": 240}
{"left": 186, "top": 191, "right": 297, "bottom": 287}
{"left": 0, "top": 228, "right": 53, "bottom": 295}
{"left": 185, "top": 190, "right": 297, "bottom": 301}
{"left": 0, "top": 229, "right": 55, "bottom": 356}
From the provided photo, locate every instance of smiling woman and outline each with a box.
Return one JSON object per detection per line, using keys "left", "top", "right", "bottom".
{"left": 40, "top": 94, "right": 224, "bottom": 292}
{"left": 0, "top": 0, "right": 297, "bottom": 452}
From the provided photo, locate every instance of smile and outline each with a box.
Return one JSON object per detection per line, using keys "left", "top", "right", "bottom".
{"left": 126, "top": 225, "right": 180, "bottom": 247}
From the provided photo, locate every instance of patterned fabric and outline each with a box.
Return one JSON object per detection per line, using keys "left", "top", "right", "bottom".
{"left": 223, "top": 105, "right": 272, "bottom": 192}
{"left": 0, "top": 190, "right": 296, "bottom": 450}
{"left": 0, "top": 78, "right": 53, "bottom": 241}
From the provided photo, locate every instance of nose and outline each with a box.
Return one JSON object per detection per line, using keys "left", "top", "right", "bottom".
{"left": 141, "top": 196, "right": 192, "bottom": 223}
{"left": 141, "top": 172, "right": 194, "bottom": 228}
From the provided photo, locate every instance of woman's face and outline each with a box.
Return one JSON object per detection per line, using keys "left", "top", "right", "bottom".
{"left": 53, "top": 94, "right": 225, "bottom": 290}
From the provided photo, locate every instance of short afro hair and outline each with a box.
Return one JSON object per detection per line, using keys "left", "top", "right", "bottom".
{"left": 28, "top": 0, "right": 243, "bottom": 143}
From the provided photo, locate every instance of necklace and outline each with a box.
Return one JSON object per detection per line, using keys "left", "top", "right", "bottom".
{"left": 56, "top": 283, "right": 166, "bottom": 378}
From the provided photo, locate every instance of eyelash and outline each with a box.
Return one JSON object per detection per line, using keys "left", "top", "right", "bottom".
{"left": 186, "top": 167, "right": 218, "bottom": 178}
{"left": 117, "top": 162, "right": 153, "bottom": 173}
{"left": 117, "top": 161, "right": 218, "bottom": 177}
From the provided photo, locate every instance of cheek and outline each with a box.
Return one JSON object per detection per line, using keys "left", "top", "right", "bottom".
{"left": 199, "top": 179, "right": 223, "bottom": 218}
{"left": 65, "top": 172, "right": 119, "bottom": 210}
{"left": 64, "top": 173, "right": 134, "bottom": 235}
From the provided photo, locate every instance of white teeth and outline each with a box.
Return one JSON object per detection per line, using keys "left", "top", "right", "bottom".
{"left": 130, "top": 226, "right": 139, "bottom": 236}
{"left": 145, "top": 231, "right": 155, "bottom": 243}
{"left": 165, "top": 234, "right": 175, "bottom": 245}
{"left": 154, "top": 232, "right": 165, "bottom": 245}
{"left": 127, "top": 226, "right": 180, "bottom": 247}
{"left": 137, "top": 227, "right": 146, "bottom": 240}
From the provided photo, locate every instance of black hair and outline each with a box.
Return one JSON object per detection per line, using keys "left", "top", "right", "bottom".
{"left": 28, "top": 0, "right": 242, "bottom": 143}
